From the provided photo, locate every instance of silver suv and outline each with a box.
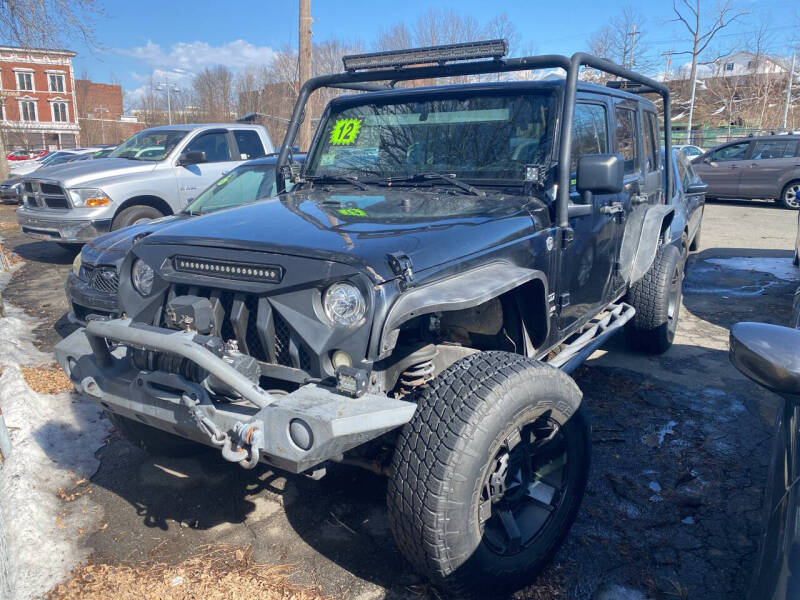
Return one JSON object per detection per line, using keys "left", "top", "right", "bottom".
{"left": 16, "top": 124, "right": 273, "bottom": 244}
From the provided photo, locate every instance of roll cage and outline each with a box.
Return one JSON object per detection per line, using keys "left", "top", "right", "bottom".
{"left": 275, "top": 41, "right": 672, "bottom": 233}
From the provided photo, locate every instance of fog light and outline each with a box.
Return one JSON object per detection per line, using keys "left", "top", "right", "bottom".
{"left": 331, "top": 350, "right": 352, "bottom": 369}
{"left": 289, "top": 419, "right": 313, "bottom": 451}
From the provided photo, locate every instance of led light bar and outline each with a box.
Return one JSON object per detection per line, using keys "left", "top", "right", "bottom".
{"left": 173, "top": 256, "right": 283, "bottom": 283}
{"left": 342, "top": 39, "right": 508, "bottom": 72}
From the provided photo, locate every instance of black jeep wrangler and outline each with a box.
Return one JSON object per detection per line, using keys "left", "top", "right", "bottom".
{"left": 56, "top": 41, "right": 679, "bottom": 596}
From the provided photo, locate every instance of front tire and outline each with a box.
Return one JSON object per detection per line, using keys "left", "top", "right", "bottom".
{"left": 111, "top": 205, "right": 164, "bottom": 230}
{"left": 387, "top": 352, "right": 589, "bottom": 597}
{"left": 626, "top": 244, "right": 683, "bottom": 354}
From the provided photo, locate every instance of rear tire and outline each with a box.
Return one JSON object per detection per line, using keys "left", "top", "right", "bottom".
{"left": 779, "top": 181, "right": 800, "bottom": 210}
{"left": 106, "top": 411, "right": 205, "bottom": 457}
{"left": 387, "top": 352, "right": 589, "bottom": 598}
{"left": 111, "top": 205, "right": 164, "bottom": 230}
{"left": 626, "top": 244, "right": 683, "bottom": 354}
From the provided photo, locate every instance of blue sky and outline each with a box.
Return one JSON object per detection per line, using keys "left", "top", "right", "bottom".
{"left": 70, "top": 0, "right": 800, "bottom": 108}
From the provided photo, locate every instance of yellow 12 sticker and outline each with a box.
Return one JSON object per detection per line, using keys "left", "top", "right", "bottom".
{"left": 330, "top": 118, "right": 361, "bottom": 145}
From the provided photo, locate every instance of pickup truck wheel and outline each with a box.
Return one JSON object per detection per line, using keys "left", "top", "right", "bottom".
{"left": 626, "top": 244, "right": 683, "bottom": 354}
{"left": 387, "top": 351, "right": 589, "bottom": 597}
{"left": 112, "top": 205, "right": 164, "bottom": 230}
{"left": 780, "top": 182, "right": 800, "bottom": 210}
{"left": 106, "top": 411, "right": 205, "bottom": 457}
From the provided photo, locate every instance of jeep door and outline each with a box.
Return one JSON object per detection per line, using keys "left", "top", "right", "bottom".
{"left": 175, "top": 129, "right": 240, "bottom": 205}
{"left": 693, "top": 140, "right": 752, "bottom": 197}
{"left": 738, "top": 138, "right": 800, "bottom": 200}
{"left": 558, "top": 98, "right": 621, "bottom": 331}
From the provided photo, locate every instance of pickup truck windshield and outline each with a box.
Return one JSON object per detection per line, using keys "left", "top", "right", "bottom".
{"left": 110, "top": 130, "right": 188, "bottom": 162}
{"left": 184, "top": 164, "right": 279, "bottom": 215}
{"left": 306, "top": 92, "right": 556, "bottom": 182}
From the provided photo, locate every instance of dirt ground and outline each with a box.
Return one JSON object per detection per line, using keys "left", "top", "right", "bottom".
{"left": 0, "top": 197, "right": 796, "bottom": 599}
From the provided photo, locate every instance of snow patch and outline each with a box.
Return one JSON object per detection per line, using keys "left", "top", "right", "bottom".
{"left": 0, "top": 303, "right": 111, "bottom": 599}
{"left": 658, "top": 420, "right": 678, "bottom": 445}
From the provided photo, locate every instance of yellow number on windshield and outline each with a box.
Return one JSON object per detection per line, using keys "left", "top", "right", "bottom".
{"left": 330, "top": 118, "right": 362, "bottom": 146}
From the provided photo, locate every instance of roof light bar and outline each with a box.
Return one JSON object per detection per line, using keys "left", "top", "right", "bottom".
{"left": 342, "top": 39, "right": 508, "bottom": 72}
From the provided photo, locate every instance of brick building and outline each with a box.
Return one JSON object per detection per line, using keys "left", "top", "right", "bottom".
{"left": 0, "top": 45, "right": 81, "bottom": 150}
{"left": 75, "top": 79, "right": 144, "bottom": 146}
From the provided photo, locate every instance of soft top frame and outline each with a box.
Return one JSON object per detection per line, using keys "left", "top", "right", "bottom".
{"left": 275, "top": 46, "right": 672, "bottom": 230}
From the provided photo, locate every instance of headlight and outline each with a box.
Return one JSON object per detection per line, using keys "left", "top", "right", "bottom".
{"left": 323, "top": 282, "right": 365, "bottom": 326}
{"left": 71, "top": 252, "right": 82, "bottom": 277}
{"left": 68, "top": 188, "right": 111, "bottom": 208}
{"left": 131, "top": 259, "right": 155, "bottom": 296}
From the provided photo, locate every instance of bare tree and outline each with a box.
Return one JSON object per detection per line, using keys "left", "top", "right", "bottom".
{"left": 0, "top": 0, "right": 102, "bottom": 179}
{"left": 193, "top": 66, "right": 235, "bottom": 122}
{"left": 672, "top": 0, "right": 747, "bottom": 143}
{"left": 589, "top": 6, "right": 649, "bottom": 70}
{"left": 375, "top": 23, "right": 414, "bottom": 52}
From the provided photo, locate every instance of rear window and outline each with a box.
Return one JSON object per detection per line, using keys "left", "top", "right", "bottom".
{"left": 234, "top": 130, "right": 266, "bottom": 160}
{"left": 643, "top": 112, "right": 658, "bottom": 172}
{"left": 751, "top": 140, "right": 799, "bottom": 160}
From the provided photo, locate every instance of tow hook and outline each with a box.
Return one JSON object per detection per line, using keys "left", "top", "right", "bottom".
{"left": 180, "top": 393, "right": 263, "bottom": 470}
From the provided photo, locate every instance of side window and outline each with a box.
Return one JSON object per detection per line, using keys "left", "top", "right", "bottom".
{"left": 642, "top": 111, "right": 658, "bottom": 172}
{"left": 614, "top": 106, "right": 640, "bottom": 175}
{"left": 711, "top": 142, "right": 749, "bottom": 161}
{"left": 185, "top": 132, "right": 231, "bottom": 163}
{"left": 570, "top": 103, "right": 609, "bottom": 171}
{"left": 676, "top": 154, "right": 692, "bottom": 190}
{"left": 234, "top": 130, "right": 266, "bottom": 160}
{"left": 751, "top": 140, "right": 799, "bottom": 160}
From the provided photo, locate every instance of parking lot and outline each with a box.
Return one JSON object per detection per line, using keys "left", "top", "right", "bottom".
{"left": 0, "top": 198, "right": 796, "bottom": 599}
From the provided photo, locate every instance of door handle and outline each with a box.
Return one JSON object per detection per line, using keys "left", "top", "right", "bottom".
{"left": 599, "top": 202, "right": 624, "bottom": 215}
{"left": 730, "top": 165, "right": 739, "bottom": 169}
{"left": 631, "top": 194, "right": 648, "bottom": 205}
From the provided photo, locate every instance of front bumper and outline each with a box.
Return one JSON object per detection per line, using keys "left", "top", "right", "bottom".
{"left": 55, "top": 319, "right": 416, "bottom": 473}
{"left": 17, "top": 206, "right": 112, "bottom": 242}
{"left": 65, "top": 271, "right": 119, "bottom": 326}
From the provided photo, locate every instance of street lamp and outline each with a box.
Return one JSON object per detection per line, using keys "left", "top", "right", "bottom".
{"left": 156, "top": 79, "right": 180, "bottom": 125}
{"left": 93, "top": 105, "right": 110, "bottom": 145}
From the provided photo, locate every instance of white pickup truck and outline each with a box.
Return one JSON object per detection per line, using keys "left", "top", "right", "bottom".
{"left": 16, "top": 123, "right": 273, "bottom": 245}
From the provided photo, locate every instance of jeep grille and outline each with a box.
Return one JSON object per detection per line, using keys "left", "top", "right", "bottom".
{"left": 83, "top": 266, "right": 119, "bottom": 295}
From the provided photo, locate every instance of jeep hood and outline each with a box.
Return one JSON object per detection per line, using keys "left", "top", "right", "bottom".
{"left": 32, "top": 158, "right": 157, "bottom": 187}
{"left": 82, "top": 214, "right": 188, "bottom": 268}
{"left": 142, "top": 189, "right": 542, "bottom": 281}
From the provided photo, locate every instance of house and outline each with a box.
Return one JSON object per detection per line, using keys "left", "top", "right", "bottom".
{"left": 0, "top": 45, "right": 81, "bottom": 150}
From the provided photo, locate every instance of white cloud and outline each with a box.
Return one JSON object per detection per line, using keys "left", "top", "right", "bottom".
{"left": 120, "top": 39, "right": 278, "bottom": 74}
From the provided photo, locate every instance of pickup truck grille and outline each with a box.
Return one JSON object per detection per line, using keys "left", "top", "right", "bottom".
{"left": 21, "top": 180, "right": 70, "bottom": 209}
{"left": 83, "top": 266, "right": 119, "bottom": 295}
{"left": 168, "top": 285, "right": 313, "bottom": 372}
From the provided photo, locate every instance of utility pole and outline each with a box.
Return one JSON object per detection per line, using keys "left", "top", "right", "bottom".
{"left": 298, "top": 0, "right": 312, "bottom": 150}
{"left": 156, "top": 79, "right": 180, "bottom": 125}
{"left": 662, "top": 50, "right": 674, "bottom": 81}
{"left": 93, "top": 105, "right": 110, "bottom": 145}
{"left": 627, "top": 24, "right": 639, "bottom": 69}
{"left": 783, "top": 53, "right": 796, "bottom": 131}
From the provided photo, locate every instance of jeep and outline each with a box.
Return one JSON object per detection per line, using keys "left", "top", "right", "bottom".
{"left": 55, "top": 40, "right": 679, "bottom": 596}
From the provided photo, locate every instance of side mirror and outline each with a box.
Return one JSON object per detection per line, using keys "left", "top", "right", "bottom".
{"left": 178, "top": 150, "right": 207, "bottom": 166}
{"left": 576, "top": 154, "right": 624, "bottom": 203}
{"left": 685, "top": 181, "right": 708, "bottom": 195}
{"left": 729, "top": 322, "right": 800, "bottom": 400}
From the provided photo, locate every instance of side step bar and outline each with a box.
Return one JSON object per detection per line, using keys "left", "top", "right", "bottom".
{"left": 547, "top": 302, "right": 636, "bottom": 374}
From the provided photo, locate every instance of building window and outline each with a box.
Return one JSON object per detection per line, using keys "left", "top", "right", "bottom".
{"left": 724, "top": 62, "right": 734, "bottom": 71}
{"left": 0, "top": 103, "right": 5, "bottom": 122}
{"left": 52, "top": 102, "right": 68, "bottom": 122}
{"left": 48, "top": 73, "right": 65, "bottom": 92}
{"left": 16, "top": 72, "right": 33, "bottom": 91}
{"left": 20, "top": 100, "right": 37, "bottom": 121}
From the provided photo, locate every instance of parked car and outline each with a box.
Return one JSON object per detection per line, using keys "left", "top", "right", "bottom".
{"left": 0, "top": 179, "right": 21, "bottom": 204}
{"left": 692, "top": 135, "right": 800, "bottom": 209}
{"left": 6, "top": 150, "right": 35, "bottom": 161}
{"left": 55, "top": 42, "right": 683, "bottom": 596}
{"left": 16, "top": 124, "right": 273, "bottom": 246}
{"left": 729, "top": 322, "right": 800, "bottom": 600}
{"left": 9, "top": 148, "right": 102, "bottom": 177}
{"left": 674, "top": 144, "right": 705, "bottom": 160}
{"left": 66, "top": 153, "right": 305, "bottom": 323}
{"left": 665, "top": 148, "right": 707, "bottom": 258}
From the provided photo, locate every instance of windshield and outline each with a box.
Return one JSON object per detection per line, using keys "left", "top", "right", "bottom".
{"left": 109, "top": 130, "right": 188, "bottom": 161}
{"left": 40, "top": 151, "right": 69, "bottom": 166}
{"left": 185, "top": 163, "right": 283, "bottom": 215}
{"left": 306, "top": 92, "right": 556, "bottom": 182}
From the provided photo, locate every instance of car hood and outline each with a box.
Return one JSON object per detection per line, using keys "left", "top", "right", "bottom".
{"left": 82, "top": 214, "right": 188, "bottom": 268}
{"left": 141, "top": 188, "right": 543, "bottom": 282}
{"left": 30, "top": 158, "right": 157, "bottom": 186}
{"left": 9, "top": 161, "right": 43, "bottom": 176}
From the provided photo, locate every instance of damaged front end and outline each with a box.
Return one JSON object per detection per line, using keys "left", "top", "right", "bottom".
{"left": 55, "top": 309, "right": 415, "bottom": 474}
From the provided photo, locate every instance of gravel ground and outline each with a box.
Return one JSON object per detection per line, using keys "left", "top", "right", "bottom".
{"left": 0, "top": 198, "right": 796, "bottom": 599}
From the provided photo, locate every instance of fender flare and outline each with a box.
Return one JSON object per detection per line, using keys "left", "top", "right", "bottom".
{"left": 377, "top": 262, "right": 548, "bottom": 356}
{"left": 627, "top": 205, "right": 675, "bottom": 285}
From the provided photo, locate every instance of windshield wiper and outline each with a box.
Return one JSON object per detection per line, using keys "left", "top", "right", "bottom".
{"left": 305, "top": 174, "right": 376, "bottom": 191}
{"left": 384, "top": 173, "right": 485, "bottom": 197}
